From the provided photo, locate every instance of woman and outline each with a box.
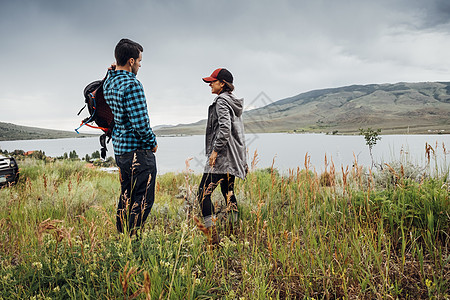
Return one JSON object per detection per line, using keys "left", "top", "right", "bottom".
{"left": 198, "top": 68, "right": 248, "bottom": 245}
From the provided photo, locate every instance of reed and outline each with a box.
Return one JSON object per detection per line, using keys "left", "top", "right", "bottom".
{"left": 0, "top": 145, "right": 448, "bottom": 299}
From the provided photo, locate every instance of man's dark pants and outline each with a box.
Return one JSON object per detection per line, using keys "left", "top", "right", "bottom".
{"left": 115, "top": 149, "right": 157, "bottom": 235}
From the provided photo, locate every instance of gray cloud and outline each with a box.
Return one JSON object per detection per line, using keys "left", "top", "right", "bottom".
{"left": 417, "top": 0, "right": 450, "bottom": 28}
{"left": 1, "top": 0, "right": 450, "bottom": 131}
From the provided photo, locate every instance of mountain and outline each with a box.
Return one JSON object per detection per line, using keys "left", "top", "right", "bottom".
{"left": 155, "top": 81, "right": 450, "bottom": 135}
{"left": 0, "top": 122, "right": 96, "bottom": 141}
{"left": 2, "top": 82, "right": 449, "bottom": 140}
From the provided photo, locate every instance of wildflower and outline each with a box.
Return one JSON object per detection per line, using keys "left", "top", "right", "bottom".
{"left": 32, "top": 262, "right": 43, "bottom": 271}
{"left": 219, "top": 236, "right": 236, "bottom": 249}
{"left": 2, "top": 273, "right": 11, "bottom": 282}
{"left": 425, "top": 278, "right": 432, "bottom": 288}
{"left": 178, "top": 266, "right": 186, "bottom": 276}
{"left": 53, "top": 286, "right": 60, "bottom": 293}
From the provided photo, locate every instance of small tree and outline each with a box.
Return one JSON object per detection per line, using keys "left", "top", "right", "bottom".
{"left": 30, "top": 150, "right": 46, "bottom": 160}
{"left": 12, "top": 149, "right": 24, "bottom": 156}
{"left": 91, "top": 150, "right": 100, "bottom": 159}
{"left": 69, "top": 150, "right": 79, "bottom": 160}
{"left": 359, "top": 128, "right": 381, "bottom": 168}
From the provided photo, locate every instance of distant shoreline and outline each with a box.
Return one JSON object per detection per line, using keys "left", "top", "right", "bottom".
{"left": 0, "top": 134, "right": 98, "bottom": 142}
{"left": 1, "top": 130, "right": 448, "bottom": 143}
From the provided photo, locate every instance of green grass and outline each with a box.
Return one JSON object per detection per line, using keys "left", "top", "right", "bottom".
{"left": 0, "top": 150, "right": 448, "bottom": 299}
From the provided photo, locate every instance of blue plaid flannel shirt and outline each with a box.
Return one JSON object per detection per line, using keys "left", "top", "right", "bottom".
{"left": 103, "top": 70, "right": 157, "bottom": 156}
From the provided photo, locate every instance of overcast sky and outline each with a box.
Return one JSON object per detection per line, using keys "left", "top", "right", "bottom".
{"left": 1, "top": 0, "right": 450, "bottom": 132}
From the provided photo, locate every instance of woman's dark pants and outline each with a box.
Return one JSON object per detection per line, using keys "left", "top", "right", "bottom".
{"left": 197, "top": 173, "right": 237, "bottom": 219}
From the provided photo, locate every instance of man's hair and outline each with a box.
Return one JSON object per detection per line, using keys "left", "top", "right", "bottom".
{"left": 114, "top": 38, "right": 144, "bottom": 66}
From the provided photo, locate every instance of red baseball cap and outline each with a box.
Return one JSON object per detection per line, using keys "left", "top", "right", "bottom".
{"left": 202, "top": 68, "right": 233, "bottom": 83}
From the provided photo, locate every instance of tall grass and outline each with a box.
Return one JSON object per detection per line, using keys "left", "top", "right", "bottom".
{"left": 0, "top": 146, "right": 448, "bottom": 299}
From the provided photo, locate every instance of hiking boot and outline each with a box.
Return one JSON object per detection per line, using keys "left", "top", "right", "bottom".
{"left": 206, "top": 226, "right": 221, "bottom": 247}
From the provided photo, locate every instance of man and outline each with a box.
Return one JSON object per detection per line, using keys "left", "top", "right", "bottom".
{"left": 103, "top": 38, "right": 158, "bottom": 237}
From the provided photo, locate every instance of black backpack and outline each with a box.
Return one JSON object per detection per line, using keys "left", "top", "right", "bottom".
{"left": 75, "top": 70, "right": 115, "bottom": 159}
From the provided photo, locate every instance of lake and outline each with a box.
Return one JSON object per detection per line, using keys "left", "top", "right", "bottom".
{"left": 0, "top": 133, "right": 448, "bottom": 174}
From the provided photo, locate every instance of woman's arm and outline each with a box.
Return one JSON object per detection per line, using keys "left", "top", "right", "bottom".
{"left": 212, "top": 98, "right": 232, "bottom": 152}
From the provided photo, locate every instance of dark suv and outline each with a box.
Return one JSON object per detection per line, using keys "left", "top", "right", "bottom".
{"left": 0, "top": 155, "right": 19, "bottom": 187}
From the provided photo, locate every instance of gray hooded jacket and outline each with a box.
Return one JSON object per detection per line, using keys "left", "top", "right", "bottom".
{"left": 204, "top": 92, "right": 248, "bottom": 179}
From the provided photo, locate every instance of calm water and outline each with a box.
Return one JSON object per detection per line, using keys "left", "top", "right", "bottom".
{"left": 0, "top": 133, "right": 448, "bottom": 174}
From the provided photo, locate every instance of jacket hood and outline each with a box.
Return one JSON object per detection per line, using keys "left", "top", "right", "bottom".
{"left": 216, "top": 92, "right": 244, "bottom": 117}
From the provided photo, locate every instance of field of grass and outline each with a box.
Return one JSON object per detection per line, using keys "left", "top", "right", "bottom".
{"left": 0, "top": 146, "right": 449, "bottom": 299}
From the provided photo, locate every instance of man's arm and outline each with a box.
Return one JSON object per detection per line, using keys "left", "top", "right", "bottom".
{"left": 123, "top": 81, "right": 157, "bottom": 150}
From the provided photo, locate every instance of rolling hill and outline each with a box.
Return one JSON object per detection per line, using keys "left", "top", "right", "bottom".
{"left": 2, "top": 81, "right": 449, "bottom": 141}
{"left": 155, "top": 81, "right": 450, "bottom": 135}
{"left": 0, "top": 122, "right": 96, "bottom": 141}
